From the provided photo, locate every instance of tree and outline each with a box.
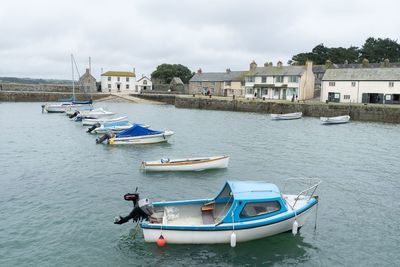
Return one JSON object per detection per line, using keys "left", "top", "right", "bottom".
{"left": 360, "top": 37, "right": 400, "bottom": 63}
{"left": 151, "top": 64, "right": 193, "bottom": 84}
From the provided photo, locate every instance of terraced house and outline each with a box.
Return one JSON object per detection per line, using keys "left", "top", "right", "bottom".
{"left": 189, "top": 68, "right": 246, "bottom": 96}
{"left": 244, "top": 61, "right": 315, "bottom": 101}
{"left": 321, "top": 68, "right": 400, "bottom": 104}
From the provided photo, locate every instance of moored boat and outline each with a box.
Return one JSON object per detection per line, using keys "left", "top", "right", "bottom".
{"left": 320, "top": 115, "right": 350, "bottom": 124}
{"left": 65, "top": 104, "right": 94, "bottom": 116}
{"left": 114, "top": 178, "right": 321, "bottom": 246}
{"left": 82, "top": 115, "right": 127, "bottom": 126}
{"left": 44, "top": 103, "right": 71, "bottom": 113}
{"left": 88, "top": 120, "right": 149, "bottom": 134}
{"left": 271, "top": 112, "right": 302, "bottom": 120}
{"left": 96, "top": 124, "right": 174, "bottom": 145}
{"left": 141, "top": 156, "right": 229, "bottom": 172}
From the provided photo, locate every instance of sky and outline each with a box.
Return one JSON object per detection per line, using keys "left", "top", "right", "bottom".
{"left": 0, "top": 0, "right": 399, "bottom": 80}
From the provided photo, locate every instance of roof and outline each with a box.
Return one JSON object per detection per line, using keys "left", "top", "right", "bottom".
{"left": 190, "top": 71, "right": 246, "bottom": 82}
{"left": 137, "top": 76, "right": 150, "bottom": 82}
{"left": 170, "top": 77, "right": 184, "bottom": 84}
{"left": 247, "top": 66, "right": 305, "bottom": 76}
{"left": 101, "top": 71, "right": 136, "bottom": 77}
{"left": 227, "top": 181, "right": 281, "bottom": 201}
{"left": 323, "top": 68, "right": 400, "bottom": 81}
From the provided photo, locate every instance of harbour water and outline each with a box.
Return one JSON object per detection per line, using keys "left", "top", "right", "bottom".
{"left": 1, "top": 102, "right": 399, "bottom": 266}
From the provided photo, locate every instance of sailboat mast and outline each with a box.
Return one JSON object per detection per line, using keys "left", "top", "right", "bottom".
{"left": 71, "top": 54, "right": 75, "bottom": 100}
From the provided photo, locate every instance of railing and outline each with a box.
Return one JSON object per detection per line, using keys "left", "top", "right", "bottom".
{"left": 282, "top": 178, "right": 321, "bottom": 207}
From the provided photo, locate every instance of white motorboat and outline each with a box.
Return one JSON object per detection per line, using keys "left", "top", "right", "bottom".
{"left": 65, "top": 104, "right": 94, "bottom": 116}
{"left": 320, "top": 115, "right": 350, "bottom": 124}
{"left": 82, "top": 116, "right": 128, "bottom": 126}
{"left": 271, "top": 112, "right": 303, "bottom": 120}
{"left": 44, "top": 103, "right": 71, "bottom": 113}
{"left": 87, "top": 120, "right": 149, "bottom": 134}
{"left": 96, "top": 124, "right": 174, "bottom": 145}
{"left": 114, "top": 178, "right": 321, "bottom": 246}
{"left": 141, "top": 156, "right": 229, "bottom": 172}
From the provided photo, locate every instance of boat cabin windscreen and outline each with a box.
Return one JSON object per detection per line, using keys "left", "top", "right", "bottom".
{"left": 214, "top": 183, "right": 233, "bottom": 204}
{"left": 239, "top": 201, "right": 281, "bottom": 218}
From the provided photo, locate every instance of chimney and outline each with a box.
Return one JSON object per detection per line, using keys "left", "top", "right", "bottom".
{"left": 133, "top": 67, "right": 136, "bottom": 74}
{"left": 277, "top": 61, "right": 283, "bottom": 68}
{"left": 264, "top": 61, "right": 269, "bottom": 67}
{"left": 362, "top": 58, "right": 369, "bottom": 68}
{"left": 197, "top": 68, "right": 202, "bottom": 74}
{"left": 325, "top": 60, "right": 332, "bottom": 68}
{"left": 306, "top": 61, "right": 313, "bottom": 73}
{"left": 226, "top": 68, "right": 231, "bottom": 73}
{"left": 85, "top": 68, "right": 90, "bottom": 75}
{"left": 250, "top": 60, "right": 257, "bottom": 70}
{"left": 384, "top": 58, "right": 390, "bottom": 67}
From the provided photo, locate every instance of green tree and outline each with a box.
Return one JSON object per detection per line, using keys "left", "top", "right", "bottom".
{"left": 360, "top": 37, "right": 400, "bottom": 63}
{"left": 151, "top": 64, "right": 193, "bottom": 84}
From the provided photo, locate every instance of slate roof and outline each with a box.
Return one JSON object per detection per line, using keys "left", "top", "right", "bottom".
{"left": 190, "top": 71, "right": 246, "bottom": 82}
{"left": 136, "top": 76, "right": 150, "bottom": 82}
{"left": 101, "top": 71, "right": 136, "bottom": 77}
{"left": 247, "top": 66, "right": 305, "bottom": 76}
{"left": 170, "top": 77, "right": 184, "bottom": 84}
{"left": 323, "top": 68, "right": 400, "bottom": 81}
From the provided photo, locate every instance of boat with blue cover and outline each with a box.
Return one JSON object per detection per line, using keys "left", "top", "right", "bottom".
{"left": 88, "top": 120, "right": 149, "bottom": 134}
{"left": 96, "top": 124, "right": 174, "bottom": 145}
{"left": 114, "top": 178, "right": 320, "bottom": 246}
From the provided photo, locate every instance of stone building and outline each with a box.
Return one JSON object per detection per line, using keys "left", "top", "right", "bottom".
{"left": 79, "top": 68, "right": 97, "bottom": 92}
{"left": 169, "top": 77, "right": 185, "bottom": 92}
{"left": 189, "top": 68, "right": 246, "bottom": 96}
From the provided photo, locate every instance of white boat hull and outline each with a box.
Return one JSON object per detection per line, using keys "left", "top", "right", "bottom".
{"left": 142, "top": 205, "right": 314, "bottom": 244}
{"left": 320, "top": 115, "right": 350, "bottom": 124}
{"left": 143, "top": 156, "right": 229, "bottom": 172}
{"left": 271, "top": 112, "right": 302, "bottom": 120}
{"left": 109, "top": 131, "right": 174, "bottom": 145}
{"left": 82, "top": 116, "right": 128, "bottom": 126}
{"left": 65, "top": 105, "right": 93, "bottom": 115}
{"left": 44, "top": 104, "right": 69, "bottom": 113}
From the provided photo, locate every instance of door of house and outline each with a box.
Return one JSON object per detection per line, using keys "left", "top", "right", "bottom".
{"left": 282, "top": 89, "right": 287, "bottom": 100}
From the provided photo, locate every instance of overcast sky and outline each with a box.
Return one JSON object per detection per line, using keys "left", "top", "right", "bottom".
{"left": 0, "top": 0, "right": 399, "bottom": 80}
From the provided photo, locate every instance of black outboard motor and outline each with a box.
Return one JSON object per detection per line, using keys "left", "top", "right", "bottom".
{"left": 96, "top": 131, "right": 114, "bottom": 144}
{"left": 87, "top": 122, "right": 101, "bottom": 133}
{"left": 69, "top": 111, "right": 80, "bottom": 119}
{"left": 114, "top": 188, "right": 152, "bottom": 224}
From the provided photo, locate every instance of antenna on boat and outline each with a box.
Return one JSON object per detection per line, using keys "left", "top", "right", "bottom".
{"left": 71, "top": 54, "right": 75, "bottom": 101}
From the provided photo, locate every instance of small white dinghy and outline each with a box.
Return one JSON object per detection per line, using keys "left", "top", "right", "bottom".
{"left": 271, "top": 112, "right": 302, "bottom": 120}
{"left": 320, "top": 115, "right": 350, "bottom": 124}
{"left": 141, "top": 156, "right": 230, "bottom": 172}
{"left": 82, "top": 116, "right": 128, "bottom": 126}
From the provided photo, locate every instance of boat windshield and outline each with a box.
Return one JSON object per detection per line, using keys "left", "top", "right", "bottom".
{"left": 214, "top": 183, "right": 233, "bottom": 203}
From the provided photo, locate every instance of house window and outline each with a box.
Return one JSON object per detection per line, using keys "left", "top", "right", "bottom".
{"left": 289, "top": 76, "right": 299, "bottom": 83}
{"left": 240, "top": 201, "right": 281, "bottom": 218}
{"left": 107, "top": 77, "right": 111, "bottom": 81}
{"left": 275, "top": 76, "right": 283, "bottom": 83}
{"left": 126, "top": 77, "right": 129, "bottom": 82}
{"left": 389, "top": 82, "right": 394, "bottom": 87}
{"left": 329, "top": 82, "right": 336, "bottom": 86}
{"left": 351, "top": 81, "right": 356, "bottom": 87}
{"left": 246, "top": 76, "right": 255, "bottom": 82}
{"left": 126, "top": 84, "right": 129, "bottom": 89}
{"left": 117, "top": 77, "right": 120, "bottom": 82}
{"left": 261, "top": 76, "right": 267, "bottom": 83}
{"left": 108, "top": 84, "right": 111, "bottom": 89}
{"left": 143, "top": 80, "right": 148, "bottom": 85}
{"left": 241, "top": 81, "right": 245, "bottom": 86}
{"left": 226, "top": 81, "right": 231, "bottom": 86}
{"left": 344, "top": 95, "right": 350, "bottom": 100}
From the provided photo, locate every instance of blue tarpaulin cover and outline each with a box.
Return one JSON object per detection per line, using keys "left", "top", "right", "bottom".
{"left": 72, "top": 100, "right": 92, "bottom": 105}
{"left": 116, "top": 124, "right": 162, "bottom": 138}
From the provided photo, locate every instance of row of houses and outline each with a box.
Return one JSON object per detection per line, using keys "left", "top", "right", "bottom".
{"left": 78, "top": 68, "right": 152, "bottom": 94}
{"left": 189, "top": 59, "right": 400, "bottom": 104}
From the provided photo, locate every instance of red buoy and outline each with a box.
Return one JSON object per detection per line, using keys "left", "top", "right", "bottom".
{"left": 156, "top": 235, "right": 166, "bottom": 247}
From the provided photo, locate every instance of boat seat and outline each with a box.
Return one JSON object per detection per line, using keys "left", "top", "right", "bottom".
{"left": 201, "top": 210, "right": 214, "bottom": 224}
{"left": 201, "top": 201, "right": 215, "bottom": 212}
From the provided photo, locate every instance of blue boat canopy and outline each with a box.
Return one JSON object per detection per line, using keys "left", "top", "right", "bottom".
{"left": 116, "top": 124, "right": 162, "bottom": 138}
{"left": 72, "top": 100, "right": 92, "bottom": 105}
{"left": 217, "top": 181, "right": 281, "bottom": 201}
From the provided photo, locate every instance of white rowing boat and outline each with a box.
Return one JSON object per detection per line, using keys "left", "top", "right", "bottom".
{"left": 320, "top": 115, "right": 350, "bottom": 124}
{"left": 271, "top": 112, "right": 302, "bottom": 120}
{"left": 82, "top": 116, "right": 128, "bottom": 126}
{"left": 141, "top": 156, "right": 230, "bottom": 172}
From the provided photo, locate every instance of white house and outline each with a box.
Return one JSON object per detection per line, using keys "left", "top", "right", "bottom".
{"left": 244, "top": 61, "right": 315, "bottom": 101}
{"left": 321, "top": 68, "right": 400, "bottom": 104}
{"left": 101, "top": 71, "right": 136, "bottom": 93}
{"left": 135, "top": 76, "right": 152, "bottom": 93}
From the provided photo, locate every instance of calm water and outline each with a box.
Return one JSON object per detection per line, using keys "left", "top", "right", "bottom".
{"left": 0, "top": 102, "right": 399, "bottom": 266}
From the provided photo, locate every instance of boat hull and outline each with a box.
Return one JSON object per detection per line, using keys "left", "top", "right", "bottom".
{"left": 142, "top": 205, "right": 314, "bottom": 244}
{"left": 271, "top": 112, "right": 302, "bottom": 120}
{"left": 143, "top": 156, "right": 229, "bottom": 172}
{"left": 109, "top": 131, "right": 174, "bottom": 145}
{"left": 82, "top": 116, "right": 128, "bottom": 126}
{"left": 320, "top": 115, "right": 350, "bottom": 124}
{"left": 44, "top": 104, "right": 69, "bottom": 113}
